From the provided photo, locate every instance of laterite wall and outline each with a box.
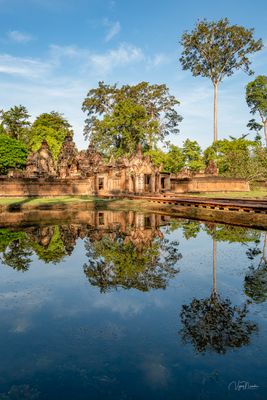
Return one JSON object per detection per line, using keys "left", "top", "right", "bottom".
{"left": 0, "top": 177, "right": 94, "bottom": 197}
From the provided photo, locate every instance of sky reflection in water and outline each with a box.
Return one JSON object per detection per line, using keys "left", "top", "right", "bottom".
{"left": 0, "top": 210, "right": 266, "bottom": 400}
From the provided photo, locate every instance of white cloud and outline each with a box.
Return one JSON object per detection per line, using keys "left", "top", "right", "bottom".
{"left": 146, "top": 53, "right": 170, "bottom": 69}
{"left": 49, "top": 42, "right": 145, "bottom": 75}
{"left": 0, "top": 54, "right": 51, "bottom": 78}
{"left": 7, "top": 30, "right": 34, "bottom": 43}
{"left": 104, "top": 20, "right": 121, "bottom": 42}
{"left": 89, "top": 43, "right": 145, "bottom": 74}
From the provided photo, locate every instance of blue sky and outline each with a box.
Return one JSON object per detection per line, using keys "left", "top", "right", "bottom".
{"left": 0, "top": 0, "right": 266, "bottom": 149}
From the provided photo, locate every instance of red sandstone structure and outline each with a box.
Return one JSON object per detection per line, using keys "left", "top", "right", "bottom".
{"left": 0, "top": 136, "right": 249, "bottom": 197}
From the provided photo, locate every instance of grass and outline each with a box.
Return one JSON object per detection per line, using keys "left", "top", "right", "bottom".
{"left": 0, "top": 189, "right": 267, "bottom": 209}
{"left": 0, "top": 196, "right": 101, "bottom": 207}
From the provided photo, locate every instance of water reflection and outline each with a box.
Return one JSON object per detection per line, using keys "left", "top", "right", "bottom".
{"left": 0, "top": 212, "right": 183, "bottom": 292}
{"left": 0, "top": 210, "right": 267, "bottom": 399}
{"left": 180, "top": 236, "right": 258, "bottom": 354}
{"left": 244, "top": 233, "right": 267, "bottom": 304}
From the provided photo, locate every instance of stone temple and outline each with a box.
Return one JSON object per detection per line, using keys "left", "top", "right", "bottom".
{"left": 0, "top": 136, "right": 249, "bottom": 197}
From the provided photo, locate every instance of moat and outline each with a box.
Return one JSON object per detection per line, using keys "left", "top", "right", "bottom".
{"left": 0, "top": 210, "right": 267, "bottom": 400}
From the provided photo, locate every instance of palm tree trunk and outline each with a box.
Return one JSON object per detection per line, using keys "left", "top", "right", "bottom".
{"left": 263, "top": 232, "right": 267, "bottom": 263}
{"left": 212, "top": 239, "right": 217, "bottom": 295}
{"left": 264, "top": 119, "right": 267, "bottom": 148}
{"left": 213, "top": 83, "right": 218, "bottom": 143}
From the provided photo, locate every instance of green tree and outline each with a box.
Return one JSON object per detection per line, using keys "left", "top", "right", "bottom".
{"left": 0, "top": 135, "right": 28, "bottom": 174}
{"left": 146, "top": 145, "right": 185, "bottom": 173}
{"left": 182, "top": 139, "right": 205, "bottom": 171}
{"left": 91, "top": 99, "right": 151, "bottom": 158}
{"left": 246, "top": 75, "right": 267, "bottom": 146}
{"left": 0, "top": 105, "right": 31, "bottom": 141}
{"left": 204, "top": 137, "right": 267, "bottom": 181}
{"left": 180, "top": 18, "right": 263, "bottom": 143}
{"left": 30, "top": 111, "right": 73, "bottom": 160}
{"left": 82, "top": 81, "right": 182, "bottom": 155}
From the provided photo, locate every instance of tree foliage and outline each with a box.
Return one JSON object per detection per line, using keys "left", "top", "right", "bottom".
{"left": 182, "top": 139, "right": 205, "bottom": 171}
{"left": 146, "top": 141, "right": 205, "bottom": 174}
{"left": 246, "top": 75, "right": 267, "bottom": 146}
{"left": 204, "top": 137, "right": 267, "bottom": 181}
{"left": 0, "top": 134, "right": 29, "bottom": 174}
{"left": 82, "top": 81, "right": 182, "bottom": 157}
{"left": 146, "top": 145, "right": 185, "bottom": 174}
{"left": 180, "top": 18, "right": 263, "bottom": 142}
{"left": 91, "top": 99, "right": 151, "bottom": 158}
{"left": 30, "top": 112, "right": 73, "bottom": 160}
{"left": 0, "top": 105, "right": 31, "bottom": 141}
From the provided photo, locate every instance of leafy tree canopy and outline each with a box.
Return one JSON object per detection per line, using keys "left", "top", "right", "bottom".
{"left": 204, "top": 137, "right": 267, "bottom": 181}
{"left": 180, "top": 18, "right": 263, "bottom": 84}
{"left": 246, "top": 75, "right": 267, "bottom": 146}
{"left": 0, "top": 105, "right": 31, "bottom": 141}
{"left": 182, "top": 139, "right": 205, "bottom": 171}
{"left": 82, "top": 81, "right": 182, "bottom": 157}
{"left": 0, "top": 134, "right": 29, "bottom": 174}
{"left": 146, "top": 145, "right": 185, "bottom": 174}
{"left": 30, "top": 111, "right": 73, "bottom": 160}
{"left": 91, "top": 99, "right": 151, "bottom": 158}
{"left": 180, "top": 18, "right": 263, "bottom": 142}
{"left": 146, "top": 141, "right": 205, "bottom": 174}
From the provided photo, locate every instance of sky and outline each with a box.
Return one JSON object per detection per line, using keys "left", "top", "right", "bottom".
{"left": 0, "top": 0, "right": 266, "bottom": 150}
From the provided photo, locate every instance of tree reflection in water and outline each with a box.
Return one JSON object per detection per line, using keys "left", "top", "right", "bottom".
{"left": 83, "top": 233, "right": 182, "bottom": 292}
{"left": 0, "top": 229, "right": 32, "bottom": 272}
{"left": 244, "top": 232, "right": 267, "bottom": 304}
{"left": 180, "top": 233, "right": 258, "bottom": 354}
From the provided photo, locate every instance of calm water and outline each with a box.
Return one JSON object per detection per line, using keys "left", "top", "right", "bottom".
{"left": 0, "top": 210, "right": 267, "bottom": 400}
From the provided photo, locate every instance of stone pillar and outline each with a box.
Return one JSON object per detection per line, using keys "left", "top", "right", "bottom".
{"left": 166, "top": 176, "right": 171, "bottom": 191}
{"left": 94, "top": 174, "right": 97, "bottom": 195}
{"left": 150, "top": 174, "right": 155, "bottom": 194}
{"left": 136, "top": 174, "right": 144, "bottom": 194}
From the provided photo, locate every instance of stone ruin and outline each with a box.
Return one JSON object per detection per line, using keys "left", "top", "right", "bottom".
{"left": 24, "top": 135, "right": 105, "bottom": 179}
{"left": 25, "top": 140, "right": 57, "bottom": 178}
{"left": 204, "top": 159, "right": 219, "bottom": 176}
{"left": 13, "top": 135, "right": 246, "bottom": 196}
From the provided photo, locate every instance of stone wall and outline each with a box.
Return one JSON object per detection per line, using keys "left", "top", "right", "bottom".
{"left": 171, "top": 177, "right": 250, "bottom": 193}
{"left": 0, "top": 175, "right": 250, "bottom": 198}
{"left": 0, "top": 177, "right": 94, "bottom": 197}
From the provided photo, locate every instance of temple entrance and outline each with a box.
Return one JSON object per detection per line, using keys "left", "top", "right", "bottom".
{"left": 98, "top": 177, "right": 104, "bottom": 191}
{"left": 144, "top": 174, "right": 151, "bottom": 192}
{"left": 161, "top": 177, "right": 165, "bottom": 190}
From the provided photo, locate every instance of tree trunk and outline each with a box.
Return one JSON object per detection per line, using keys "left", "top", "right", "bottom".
{"left": 212, "top": 239, "right": 217, "bottom": 295}
{"left": 213, "top": 83, "right": 218, "bottom": 143}
{"left": 264, "top": 119, "right": 267, "bottom": 148}
{"left": 263, "top": 233, "right": 267, "bottom": 264}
